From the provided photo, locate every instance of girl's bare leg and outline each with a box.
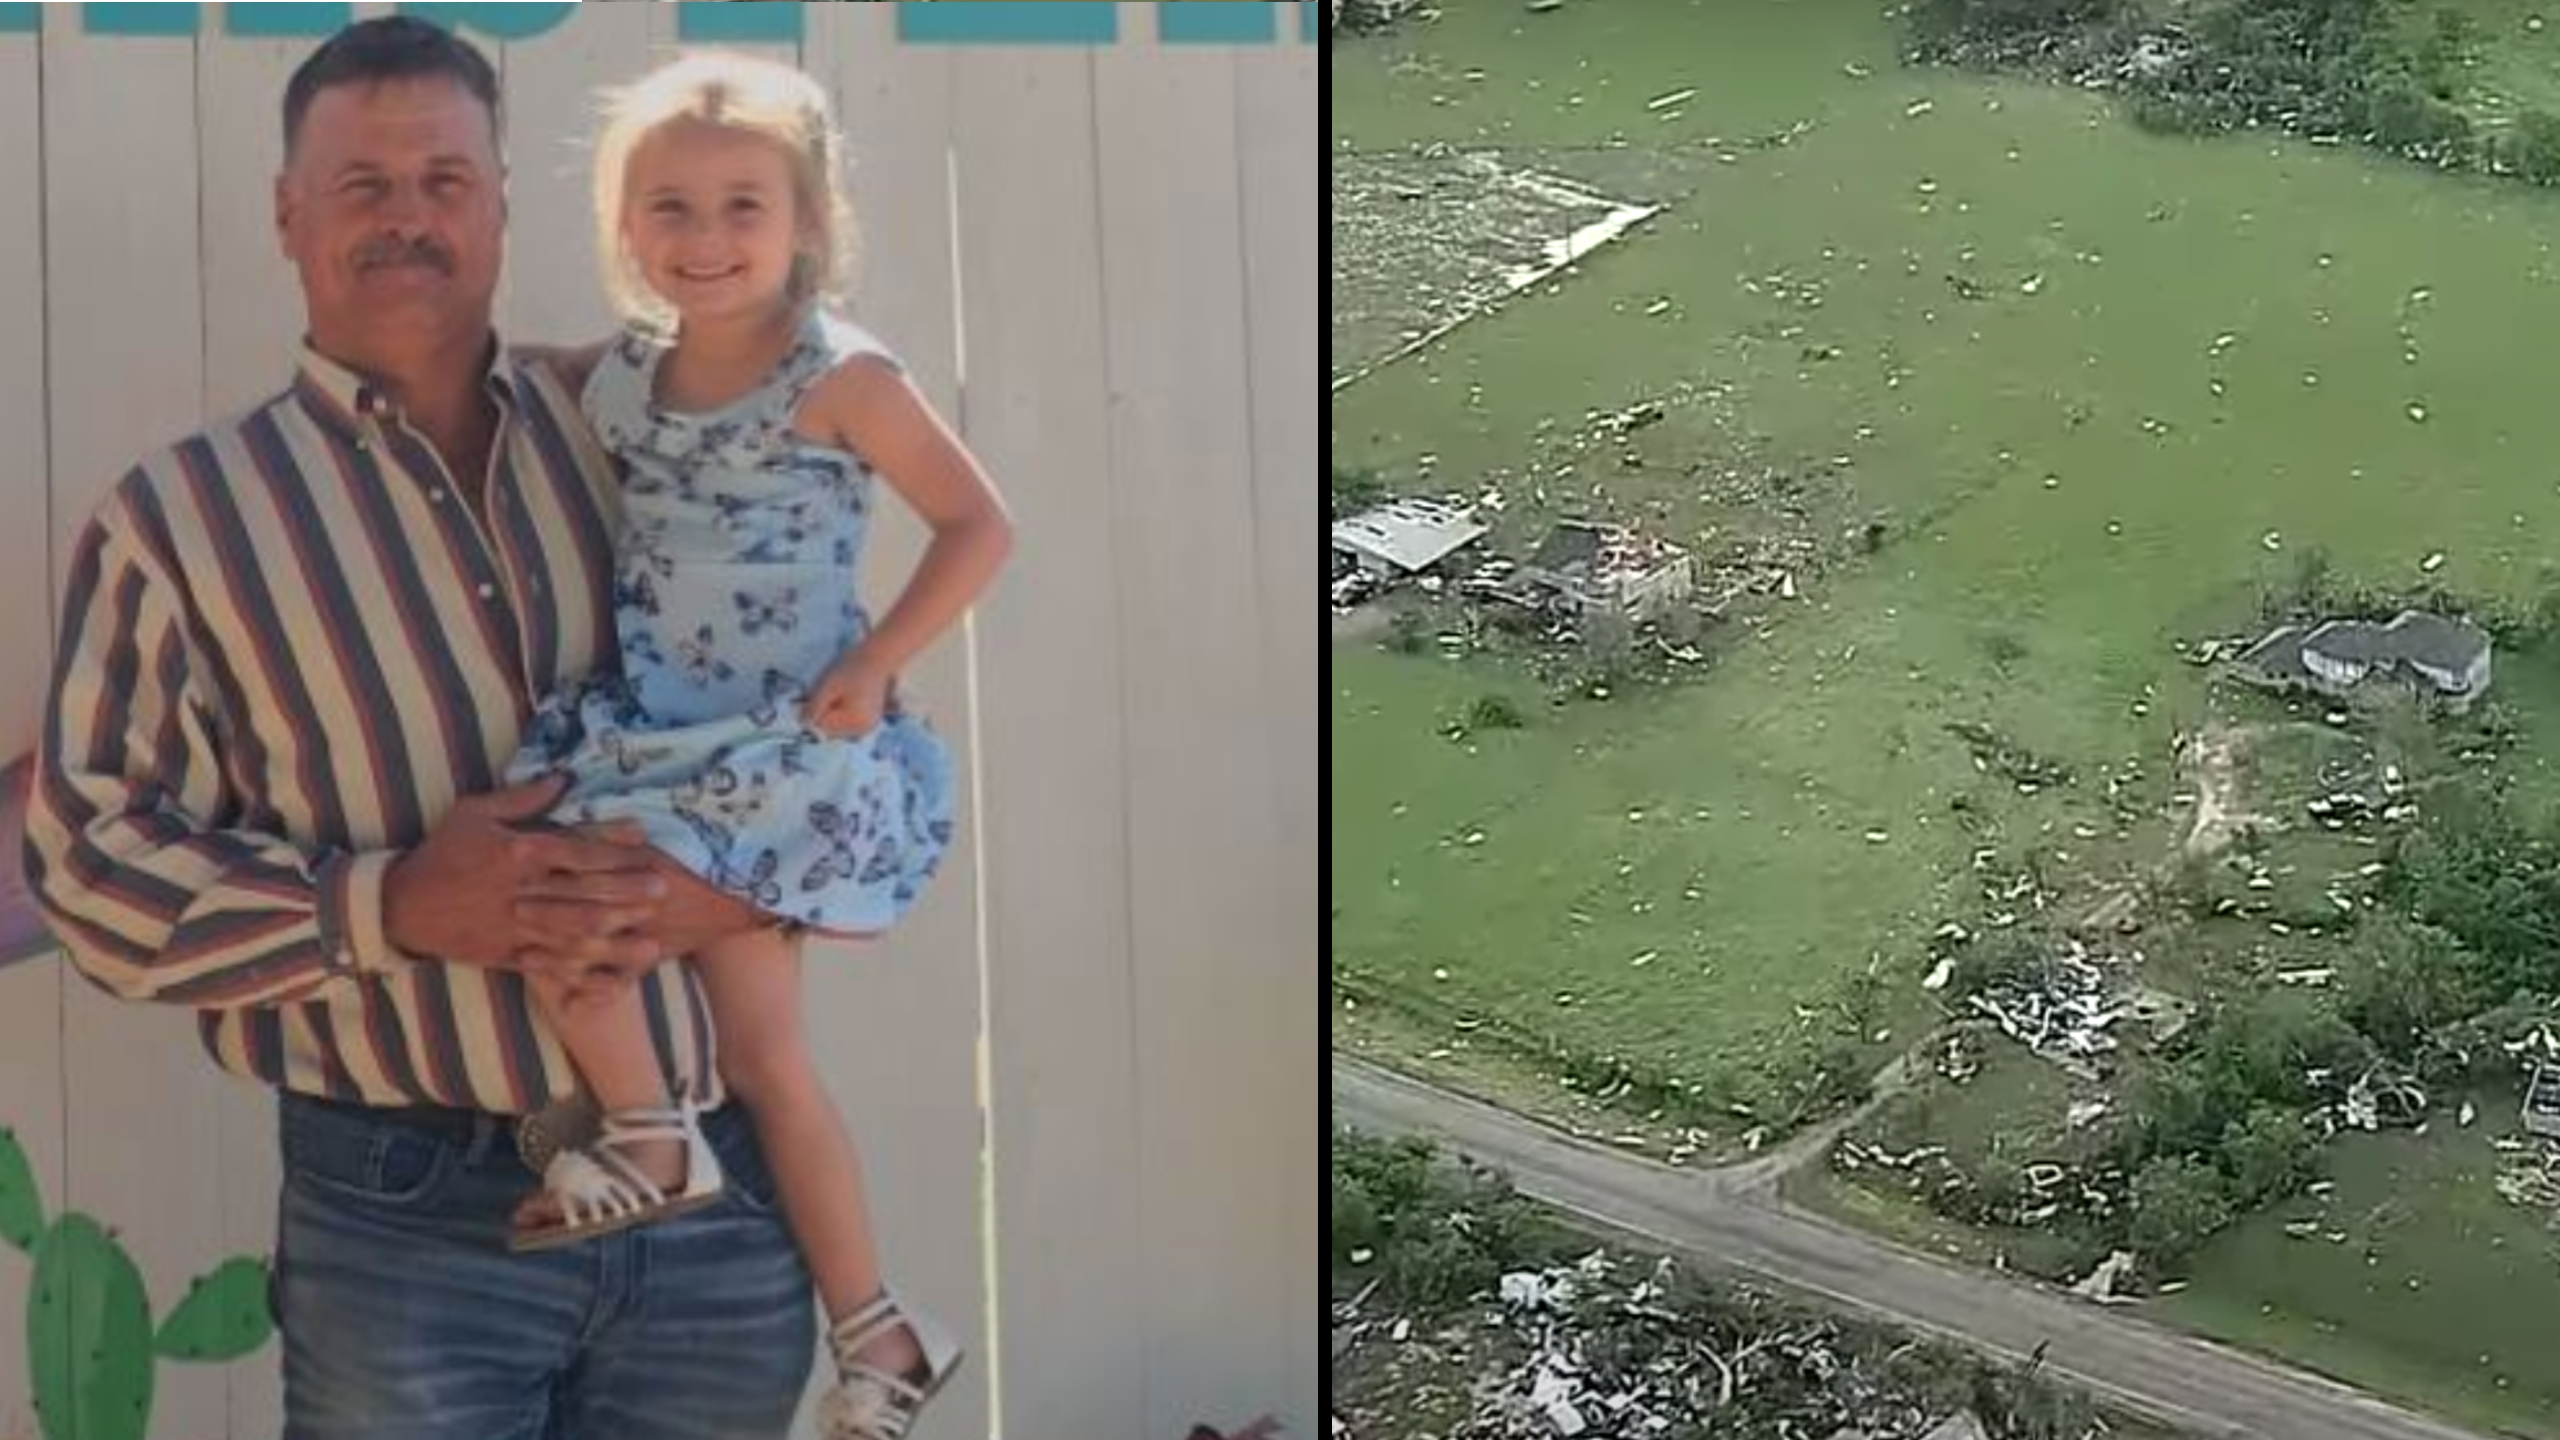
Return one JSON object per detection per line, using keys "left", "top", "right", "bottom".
{"left": 697, "top": 928, "right": 925, "bottom": 1377}
{"left": 514, "top": 972, "right": 686, "bottom": 1226}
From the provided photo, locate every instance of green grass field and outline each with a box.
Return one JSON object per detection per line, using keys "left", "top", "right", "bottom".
{"left": 2156, "top": 1095, "right": 2560, "bottom": 1438}
{"left": 1803, "top": 1067, "right": 2560, "bottom": 1436}
{"left": 1797, "top": 1115, "right": 2560, "bottom": 1437}
{"left": 1334, "top": 0, "right": 2560, "bottom": 1112}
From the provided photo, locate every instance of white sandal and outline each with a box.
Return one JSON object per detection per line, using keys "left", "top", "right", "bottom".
{"left": 818, "top": 1287, "right": 965, "bottom": 1440}
{"left": 508, "top": 1104, "right": 726, "bottom": 1252}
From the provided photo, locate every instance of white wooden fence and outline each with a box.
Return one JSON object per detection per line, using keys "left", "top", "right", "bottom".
{"left": 0, "top": 5, "right": 1315, "bottom": 1438}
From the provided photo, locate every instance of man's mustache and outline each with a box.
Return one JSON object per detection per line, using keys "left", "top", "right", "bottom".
{"left": 355, "top": 236, "right": 453, "bottom": 273}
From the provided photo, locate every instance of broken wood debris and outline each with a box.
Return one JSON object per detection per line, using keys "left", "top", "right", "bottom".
{"left": 1413, "top": 1253, "right": 2028, "bottom": 1438}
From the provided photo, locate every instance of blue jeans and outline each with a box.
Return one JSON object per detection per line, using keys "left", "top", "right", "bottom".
{"left": 273, "top": 1092, "right": 816, "bottom": 1440}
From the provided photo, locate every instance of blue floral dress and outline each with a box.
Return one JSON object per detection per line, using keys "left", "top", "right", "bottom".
{"left": 506, "top": 310, "right": 955, "bottom": 933}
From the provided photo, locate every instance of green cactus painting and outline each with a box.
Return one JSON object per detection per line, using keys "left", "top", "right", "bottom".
{"left": 0, "top": 1125, "right": 273, "bottom": 1440}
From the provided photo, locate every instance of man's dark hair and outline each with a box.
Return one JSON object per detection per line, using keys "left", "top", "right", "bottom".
{"left": 281, "top": 16, "right": 502, "bottom": 154}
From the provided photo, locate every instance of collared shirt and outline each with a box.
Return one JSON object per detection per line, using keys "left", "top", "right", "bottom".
{"left": 23, "top": 338, "right": 720, "bottom": 1114}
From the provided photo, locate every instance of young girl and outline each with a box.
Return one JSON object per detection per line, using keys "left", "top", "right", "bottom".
{"left": 503, "top": 52, "right": 1012, "bottom": 1440}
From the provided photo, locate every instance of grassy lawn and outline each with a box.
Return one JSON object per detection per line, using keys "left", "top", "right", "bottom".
{"left": 2434, "top": 0, "right": 2560, "bottom": 122}
{"left": 1798, "top": 1092, "right": 2560, "bottom": 1438}
{"left": 2156, "top": 1099, "right": 2560, "bottom": 1438}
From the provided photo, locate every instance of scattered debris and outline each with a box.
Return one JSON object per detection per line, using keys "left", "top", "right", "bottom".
{"left": 2069, "top": 1250, "right": 2140, "bottom": 1305}
{"left": 1934, "top": 1032, "right": 1982, "bottom": 1084}
{"left": 1500, "top": 1269, "right": 1577, "bottom": 1311}
{"left": 1332, "top": 148, "right": 1662, "bottom": 392}
{"left": 1333, "top": 0, "right": 1432, "bottom": 33}
{"left": 1965, "top": 939, "right": 2131, "bottom": 1069}
{"left": 2333, "top": 1065, "right": 2427, "bottom": 1134}
{"left": 1403, "top": 1253, "right": 2024, "bottom": 1440}
{"left": 2496, "top": 1140, "right": 2560, "bottom": 1215}
{"left": 1837, "top": 1140, "right": 1951, "bottom": 1173}
{"left": 1944, "top": 720, "right": 2073, "bottom": 790}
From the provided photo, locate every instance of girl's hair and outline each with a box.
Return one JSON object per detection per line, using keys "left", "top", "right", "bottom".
{"left": 593, "top": 51, "right": 861, "bottom": 328}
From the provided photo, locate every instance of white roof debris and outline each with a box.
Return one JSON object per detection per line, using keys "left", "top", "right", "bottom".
{"left": 1332, "top": 496, "right": 1489, "bottom": 574}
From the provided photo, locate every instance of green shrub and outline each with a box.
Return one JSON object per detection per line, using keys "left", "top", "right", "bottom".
{"left": 1904, "top": 0, "right": 2123, "bottom": 60}
{"left": 2127, "top": 1153, "right": 2236, "bottom": 1266}
{"left": 1331, "top": 1128, "right": 1564, "bottom": 1311}
{"left": 1384, "top": 610, "right": 1429, "bottom": 656}
{"left": 2505, "top": 109, "right": 2560, "bottom": 183}
{"left": 2363, "top": 74, "right": 2474, "bottom": 161}
{"left": 1331, "top": 464, "right": 1387, "bottom": 517}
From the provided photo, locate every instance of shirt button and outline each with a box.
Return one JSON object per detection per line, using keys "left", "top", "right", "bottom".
{"left": 477, "top": 583, "right": 497, "bottom": 600}
{"left": 429, "top": 488, "right": 448, "bottom": 504}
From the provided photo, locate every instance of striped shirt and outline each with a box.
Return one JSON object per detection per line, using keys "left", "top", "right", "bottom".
{"left": 24, "top": 338, "right": 720, "bottom": 1115}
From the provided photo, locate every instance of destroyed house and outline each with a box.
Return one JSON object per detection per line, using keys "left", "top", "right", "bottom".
{"left": 1514, "top": 518, "right": 1695, "bottom": 620}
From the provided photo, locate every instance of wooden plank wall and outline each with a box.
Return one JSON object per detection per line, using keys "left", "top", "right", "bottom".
{"left": 0, "top": 5, "right": 1313, "bottom": 1439}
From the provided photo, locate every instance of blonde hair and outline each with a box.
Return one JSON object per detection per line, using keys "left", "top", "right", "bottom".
{"left": 592, "top": 51, "right": 861, "bottom": 329}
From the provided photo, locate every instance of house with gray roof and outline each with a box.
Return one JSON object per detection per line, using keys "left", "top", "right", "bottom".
{"left": 2235, "top": 608, "right": 2491, "bottom": 709}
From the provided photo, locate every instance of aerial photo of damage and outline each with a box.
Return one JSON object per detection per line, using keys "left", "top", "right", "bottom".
{"left": 1330, "top": 1, "right": 2560, "bottom": 1437}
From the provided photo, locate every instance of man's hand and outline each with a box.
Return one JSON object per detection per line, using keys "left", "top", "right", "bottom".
{"left": 383, "top": 775, "right": 668, "bottom": 984}
{"left": 636, "top": 853, "right": 771, "bottom": 959}
{"left": 529, "top": 848, "right": 771, "bottom": 1006}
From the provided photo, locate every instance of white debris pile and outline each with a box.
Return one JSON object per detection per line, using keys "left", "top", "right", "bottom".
{"left": 1332, "top": 0, "right": 1432, "bottom": 35}
{"left": 1966, "top": 940, "right": 2131, "bottom": 1070}
{"left": 1443, "top": 1254, "right": 1981, "bottom": 1439}
{"left": 1585, "top": 525, "right": 1692, "bottom": 598}
{"left": 2323, "top": 1064, "right": 2428, "bottom": 1135}
{"left": 2501, "top": 1022, "right": 2560, "bottom": 1068}
{"left": 2305, "top": 789, "right": 2386, "bottom": 830}
{"left": 2175, "top": 633, "right": 2263, "bottom": 667}
{"left": 2069, "top": 1249, "right": 2140, "bottom": 1306}
{"left": 1834, "top": 1138, "right": 1952, "bottom": 1176}
{"left": 2493, "top": 1138, "right": 2560, "bottom": 1216}
{"left": 1593, "top": 399, "right": 1668, "bottom": 437}
{"left": 1933, "top": 1031, "right": 1982, "bottom": 1084}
